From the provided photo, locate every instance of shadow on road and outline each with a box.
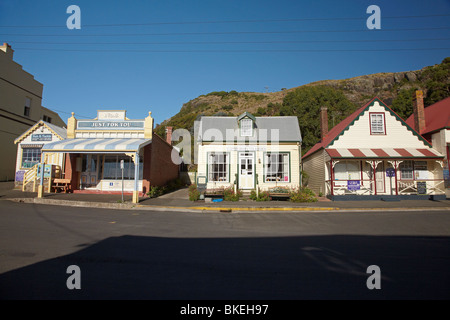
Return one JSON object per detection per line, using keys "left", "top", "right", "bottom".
{"left": 1, "top": 234, "right": 449, "bottom": 300}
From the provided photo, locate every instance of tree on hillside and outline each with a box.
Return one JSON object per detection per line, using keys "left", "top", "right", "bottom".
{"left": 281, "top": 86, "right": 357, "bottom": 155}
{"left": 391, "top": 87, "right": 418, "bottom": 120}
{"left": 421, "top": 57, "right": 450, "bottom": 106}
{"left": 391, "top": 57, "right": 450, "bottom": 119}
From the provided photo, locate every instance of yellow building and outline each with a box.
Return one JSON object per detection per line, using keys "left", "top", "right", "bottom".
{"left": 0, "top": 43, "right": 65, "bottom": 181}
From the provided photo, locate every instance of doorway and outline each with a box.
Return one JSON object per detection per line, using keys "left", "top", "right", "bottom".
{"left": 238, "top": 152, "right": 254, "bottom": 189}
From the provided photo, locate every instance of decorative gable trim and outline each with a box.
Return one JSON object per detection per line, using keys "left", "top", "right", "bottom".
{"left": 14, "top": 120, "right": 65, "bottom": 144}
{"left": 326, "top": 97, "right": 432, "bottom": 148}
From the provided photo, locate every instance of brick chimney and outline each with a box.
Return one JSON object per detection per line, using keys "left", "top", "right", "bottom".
{"left": 165, "top": 126, "right": 173, "bottom": 145}
{"left": 412, "top": 90, "right": 425, "bottom": 134}
{"left": 320, "top": 107, "right": 328, "bottom": 141}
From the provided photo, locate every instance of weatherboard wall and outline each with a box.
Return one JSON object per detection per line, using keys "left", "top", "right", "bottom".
{"left": 302, "top": 148, "right": 326, "bottom": 196}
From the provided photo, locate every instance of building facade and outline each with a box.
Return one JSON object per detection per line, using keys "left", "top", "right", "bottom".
{"left": 302, "top": 96, "right": 445, "bottom": 200}
{"left": 0, "top": 43, "right": 65, "bottom": 181}
{"left": 196, "top": 112, "right": 302, "bottom": 193}
{"left": 405, "top": 94, "right": 450, "bottom": 198}
{"left": 14, "top": 120, "right": 67, "bottom": 189}
{"left": 41, "top": 110, "right": 179, "bottom": 203}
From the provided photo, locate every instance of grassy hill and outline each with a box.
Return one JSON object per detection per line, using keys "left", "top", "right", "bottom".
{"left": 155, "top": 57, "right": 449, "bottom": 155}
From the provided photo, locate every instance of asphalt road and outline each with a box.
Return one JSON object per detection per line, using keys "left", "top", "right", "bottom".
{"left": 0, "top": 200, "right": 449, "bottom": 300}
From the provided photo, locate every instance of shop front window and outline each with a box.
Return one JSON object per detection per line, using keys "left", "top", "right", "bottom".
{"left": 21, "top": 148, "right": 41, "bottom": 168}
{"left": 208, "top": 152, "right": 229, "bottom": 182}
{"left": 265, "top": 153, "right": 290, "bottom": 182}
{"left": 101, "top": 155, "right": 143, "bottom": 180}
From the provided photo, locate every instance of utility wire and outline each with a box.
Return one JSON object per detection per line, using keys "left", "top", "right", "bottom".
{"left": 12, "top": 47, "right": 450, "bottom": 53}
{"left": 45, "top": 107, "right": 90, "bottom": 119}
{"left": 4, "top": 38, "right": 450, "bottom": 45}
{"left": 0, "top": 14, "right": 449, "bottom": 28}
{"left": 2, "top": 26, "right": 449, "bottom": 37}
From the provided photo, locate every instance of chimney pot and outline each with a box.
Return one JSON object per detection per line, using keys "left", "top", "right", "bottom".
{"left": 412, "top": 90, "right": 425, "bottom": 134}
{"left": 320, "top": 107, "right": 328, "bottom": 141}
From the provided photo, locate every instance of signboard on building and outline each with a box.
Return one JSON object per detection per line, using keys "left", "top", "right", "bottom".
{"left": 226, "top": 145, "right": 267, "bottom": 151}
{"left": 386, "top": 168, "right": 395, "bottom": 177}
{"left": 347, "top": 180, "right": 360, "bottom": 191}
{"left": 77, "top": 121, "right": 144, "bottom": 130}
{"left": 97, "top": 110, "right": 126, "bottom": 120}
{"left": 31, "top": 134, "right": 52, "bottom": 141}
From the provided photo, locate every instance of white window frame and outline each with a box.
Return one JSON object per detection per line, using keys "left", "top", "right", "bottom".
{"left": 264, "top": 152, "right": 290, "bottom": 182}
{"left": 240, "top": 118, "right": 253, "bottom": 137}
{"left": 370, "top": 113, "right": 385, "bottom": 135}
{"left": 208, "top": 152, "right": 229, "bottom": 182}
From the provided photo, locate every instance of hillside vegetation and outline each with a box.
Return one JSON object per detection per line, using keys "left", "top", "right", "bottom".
{"left": 155, "top": 57, "right": 449, "bottom": 155}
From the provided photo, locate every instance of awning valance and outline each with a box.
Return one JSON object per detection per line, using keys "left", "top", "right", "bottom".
{"left": 326, "top": 148, "right": 443, "bottom": 159}
{"left": 41, "top": 138, "right": 151, "bottom": 153}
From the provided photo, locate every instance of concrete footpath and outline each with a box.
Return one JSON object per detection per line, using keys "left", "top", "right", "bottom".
{"left": 1, "top": 182, "right": 449, "bottom": 212}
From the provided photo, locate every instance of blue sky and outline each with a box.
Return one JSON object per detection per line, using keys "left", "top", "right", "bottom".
{"left": 1, "top": 0, "right": 449, "bottom": 125}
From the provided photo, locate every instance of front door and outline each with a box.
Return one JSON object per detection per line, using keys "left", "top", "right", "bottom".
{"left": 239, "top": 152, "right": 254, "bottom": 189}
{"left": 80, "top": 154, "right": 98, "bottom": 189}
{"left": 375, "top": 161, "right": 385, "bottom": 193}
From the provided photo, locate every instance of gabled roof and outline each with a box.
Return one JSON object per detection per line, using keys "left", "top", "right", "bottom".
{"left": 302, "top": 97, "right": 432, "bottom": 159}
{"left": 198, "top": 115, "right": 301, "bottom": 142}
{"left": 237, "top": 112, "right": 256, "bottom": 122}
{"left": 405, "top": 96, "right": 450, "bottom": 135}
{"left": 14, "top": 120, "right": 67, "bottom": 144}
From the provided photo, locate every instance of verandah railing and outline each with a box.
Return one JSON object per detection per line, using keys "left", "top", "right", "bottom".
{"left": 325, "top": 179, "right": 445, "bottom": 196}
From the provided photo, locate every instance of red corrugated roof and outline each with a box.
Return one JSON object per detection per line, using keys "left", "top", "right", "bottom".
{"left": 405, "top": 97, "right": 450, "bottom": 135}
{"left": 302, "top": 97, "right": 377, "bottom": 159}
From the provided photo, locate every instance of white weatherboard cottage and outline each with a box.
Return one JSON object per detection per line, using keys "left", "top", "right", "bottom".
{"left": 302, "top": 97, "right": 446, "bottom": 200}
{"left": 196, "top": 112, "right": 302, "bottom": 193}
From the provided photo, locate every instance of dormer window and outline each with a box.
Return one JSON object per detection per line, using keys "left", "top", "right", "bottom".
{"left": 240, "top": 118, "right": 253, "bottom": 136}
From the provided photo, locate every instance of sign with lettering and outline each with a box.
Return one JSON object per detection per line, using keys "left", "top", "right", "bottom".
{"left": 226, "top": 146, "right": 266, "bottom": 151}
{"left": 386, "top": 168, "right": 395, "bottom": 177}
{"left": 97, "top": 110, "right": 126, "bottom": 120}
{"left": 417, "top": 181, "right": 427, "bottom": 195}
{"left": 347, "top": 180, "right": 360, "bottom": 191}
{"left": 31, "top": 134, "right": 52, "bottom": 141}
{"left": 77, "top": 121, "right": 144, "bottom": 130}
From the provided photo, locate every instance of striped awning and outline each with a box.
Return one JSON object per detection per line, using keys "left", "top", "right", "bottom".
{"left": 41, "top": 138, "right": 151, "bottom": 152}
{"left": 326, "top": 148, "right": 443, "bottom": 159}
